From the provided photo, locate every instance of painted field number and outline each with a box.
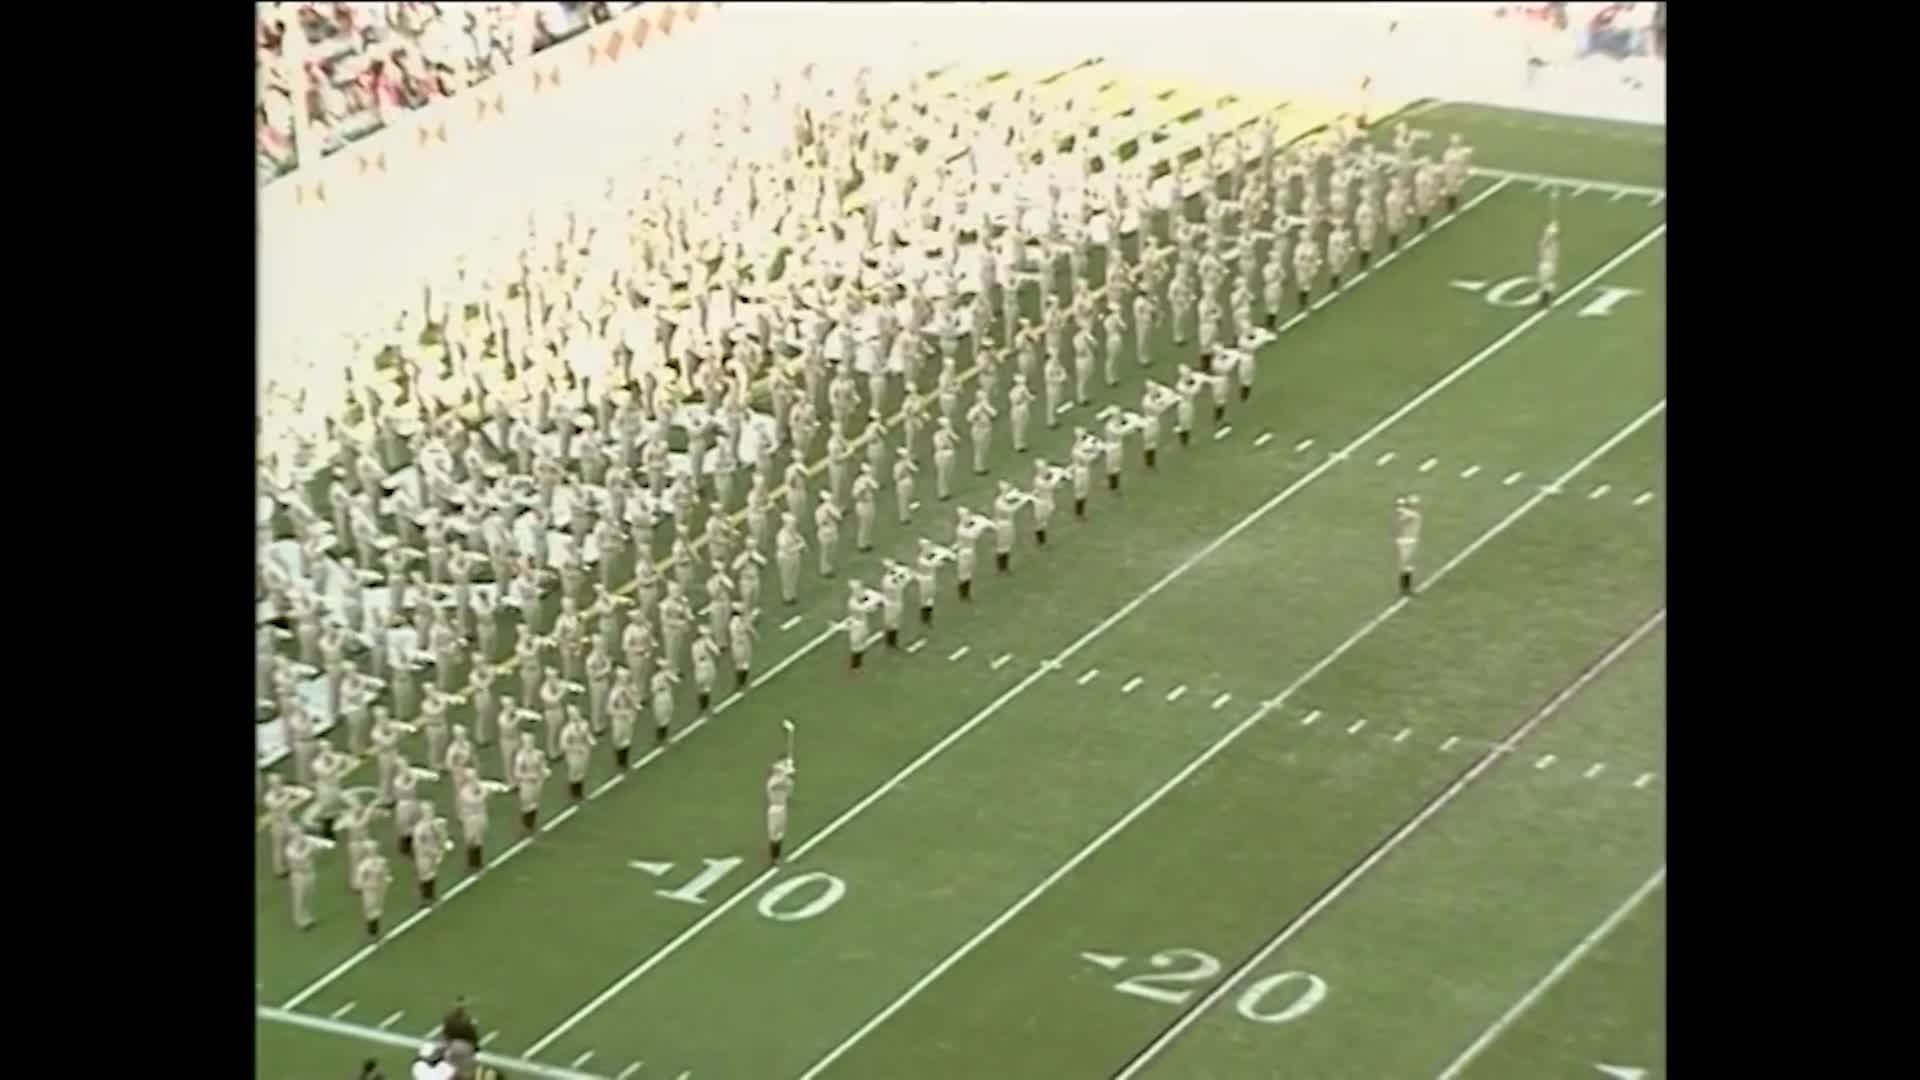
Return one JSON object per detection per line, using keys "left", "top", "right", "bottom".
{"left": 637, "top": 856, "right": 849, "bottom": 923}
{"left": 1450, "top": 276, "right": 1644, "bottom": 319}
{"left": 1091, "top": 947, "right": 1329, "bottom": 1026}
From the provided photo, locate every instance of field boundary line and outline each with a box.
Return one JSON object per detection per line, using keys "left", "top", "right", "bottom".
{"left": 522, "top": 224, "right": 1668, "bottom": 1060}
{"left": 257, "top": 1005, "right": 608, "bottom": 1080}
{"left": 1433, "top": 866, "right": 1667, "bottom": 1080}
{"left": 1468, "top": 165, "right": 1664, "bottom": 199}
{"left": 801, "top": 402, "right": 1667, "bottom": 1079}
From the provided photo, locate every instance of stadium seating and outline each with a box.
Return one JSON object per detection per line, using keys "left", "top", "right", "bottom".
{"left": 256, "top": 2, "right": 647, "bottom": 185}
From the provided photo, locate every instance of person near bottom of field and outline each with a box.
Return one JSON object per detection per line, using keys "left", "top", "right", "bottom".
{"left": 766, "top": 755, "right": 795, "bottom": 864}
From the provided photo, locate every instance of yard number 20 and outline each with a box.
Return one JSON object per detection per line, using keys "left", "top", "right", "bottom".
{"left": 1114, "top": 948, "right": 1329, "bottom": 1025}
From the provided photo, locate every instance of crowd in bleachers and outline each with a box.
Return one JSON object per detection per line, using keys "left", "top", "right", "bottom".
{"left": 257, "top": 2, "right": 646, "bottom": 184}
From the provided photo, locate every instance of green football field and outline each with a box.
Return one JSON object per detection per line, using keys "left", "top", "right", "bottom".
{"left": 256, "top": 92, "right": 1666, "bottom": 1080}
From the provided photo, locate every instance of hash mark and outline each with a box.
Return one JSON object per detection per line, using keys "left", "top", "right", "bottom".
{"left": 1292, "top": 438, "right": 1315, "bottom": 455}
{"left": 906, "top": 639, "right": 927, "bottom": 653}
{"left": 1301, "top": 709, "right": 1321, "bottom": 726}
{"left": 1535, "top": 753, "right": 1557, "bottom": 770}
{"left": 615, "top": 1064, "right": 642, "bottom": 1080}
{"left": 1166, "top": 684, "right": 1188, "bottom": 702}
{"left": 1077, "top": 667, "right": 1101, "bottom": 686}
{"left": 1589, "top": 484, "right": 1611, "bottom": 500}
{"left": 1213, "top": 425, "right": 1233, "bottom": 441}
{"left": 780, "top": 614, "right": 802, "bottom": 631}
{"left": 1419, "top": 457, "right": 1438, "bottom": 473}
{"left": 1461, "top": 464, "right": 1482, "bottom": 479}
{"left": 1120, "top": 675, "right": 1144, "bottom": 694}
{"left": 1584, "top": 763, "right": 1607, "bottom": 780}
{"left": 991, "top": 653, "right": 1012, "bottom": 670}
{"left": 1503, "top": 471, "right": 1524, "bottom": 486}
{"left": 1253, "top": 432, "right": 1274, "bottom": 448}
{"left": 481, "top": 1031, "right": 500, "bottom": 1047}
{"left": 329, "top": 1002, "right": 356, "bottom": 1020}
{"left": 1632, "top": 491, "right": 1655, "bottom": 506}
{"left": 378, "top": 1011, "right": 405, "bottom": 1030}
{"left": 1440, "top": 735, "right": 1461, "bottom": 751}
{"left": 1393, "top": 726, "right": 1411, "bottom": 743}
{"left": 1634, "top": 772, "right": 1656, "bottom": 789}
{"left": 1346, "top": 718, "right": 1367, "bottom": 735}
{"left": 1611, "top": 188, "right": 1629, "bottom": 202}
{"left": 1376, "top": 451, "right": 1396, "bottom": 466}
{"left": 949, "top": 645, "right": 970, "bottom": 661}
{"left": 573, "top": 1052, "right": 596, "bottom": 1069}
{"left": 1210, "top": 692, "right": 1233, "bottom": 711}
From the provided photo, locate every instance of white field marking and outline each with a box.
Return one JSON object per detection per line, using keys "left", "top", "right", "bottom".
{"left": 674, "top": 1073, "right": 691, "bottom": 1080}
{"left": 593, "top": 774, "right": 623, "bottom": 798}
{"left": 1253, "top": 432, "right": 1274, "bottom": 447}
{"left": 542, "top": 805, "right": 579, "bottom": 833}
{"left": 531, "top": 219, "right": 1666, "bottom": 1060}
{"left": 280, "top": 621, "right": 842, "bottom": 1010}
{"left": 991, "top": 652, "right": 1013, "bottom": 670}
{"left": 1611, "top": 188, "right": 1629, "bottom": 202}
{"left": 1080, "top": 951, "right": 1128, "bottom": 971}
{"left": 1650, "top": 192, "right": 1666, "bottom": 208}
{"left": 615, "top": 1065, "right": 641, "bottom": 1080}
{"left": 1589, "top": 484, "right": 1612, "bottom": 500}
{"left": 1584, "top": 763, "right": 1607, "bottom": 780}
{"left": 909, "top": 500, "right": 922, "bottom": 512}
{"left": 1503, "top": 471, "right": 1524, "bottom": 486}
{"left": 1313, "top": 292, "right": 1338, "bottom": 310}
{"left": 1466, "top": 163, "right": 1666, "bottom": 198}
{"left": 906, "top": 638, "right": 926, "bottom": 653}
{"left": 1632, "top": 491, "right": 1655, "bottom": 506}
{"left": 329, "top": 1002, "right": 357, "bottom": 1020}
{"left": 1573, "top": 184, "right": 1590, "bottom": 197}
{"left": 377, "top": 1011, "right": 405, "bottom": 1030}
{"left": 1121, "top": 675, "right": 1144, "bottom": 694}
{"left": 1346, "top": 718, "right": 1368, "bottom": 735}
{"left": 1440, "top": 735, "right": 1460, "bottom": 751}
{"left": 948, "top": 645, "right": 971, "bottom": 661}
{"left": 1055, "top": 402, "right": 1074, "bottom": 415}
{"left": 482, "top": 1031, "right": 500, "bottom": 1047}
{"left": 1534, "top": 180, "right": 1552, "bottom": 192}
{"left": 1461, "top": 464, "right": 1482, "bottom": 479}
{"left": 780, "top": 614, "right": 803, "bottom": 631}
{"left": 1419, "top": 457, "right": 1438, "bottom": 473}
{"left": 1434, "top": 867, "right": 1667, "bottom": 1080}
{"left": 256, "top": 1006, "right": 603, "bottom": 1080}
{"left": 1301, "top": 709, "right": 1322, "bottom": 727}
{"left": 803, "top": 441, "right": 1668, "bottom": 1080}
{"left": 1211, "top": 692, "right": 1233, "bottom": 711}
{"left": 1376, "top": 451, "right": 1397, "bottom": 466}
{"left": 1077, "top": 667, "right": 1101, "bottom": 686}
{"left": 1295, "top": 437, "right": 1315, "bottom": 452}
{"left": 1213, "top": 425, "right": 1233, "bottom": 441}
{"left": 1394, "top": 726, "right": 1412, "bottom": 743}
{"left": 1634, "top": 772, "right": 1656, "bottom": 789}
{"left": 571, "top": 1051, "right": 596, "bottom": 1069}
{"left": 1535, "top": 753, "right": 1557, "bottom": 770}
{"left": 1114, "top": 606, "right": 1670, "bottom": 1079}
{"left": 1166, "top": 684, "right": 1189, "bottom": 703}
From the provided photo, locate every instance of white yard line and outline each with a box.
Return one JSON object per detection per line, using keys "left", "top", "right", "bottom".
{"left": 800, "top": 410, "right": 1669, "bottom": 1080}
{"left": 1113, "top": 605, "right": 1670, "bottom": 1080}
{"left": 1433, "top": 867, "right": 1667, "bottom": 1079}
{"left": 257, "top": 1006, "right": 606, "bottom": 1080}
{"left": 523, "top": 216, "right": 1664, "bottom": 1063}
{"left": 1467, "top": 166, "right": 1664, "bottom": 200}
